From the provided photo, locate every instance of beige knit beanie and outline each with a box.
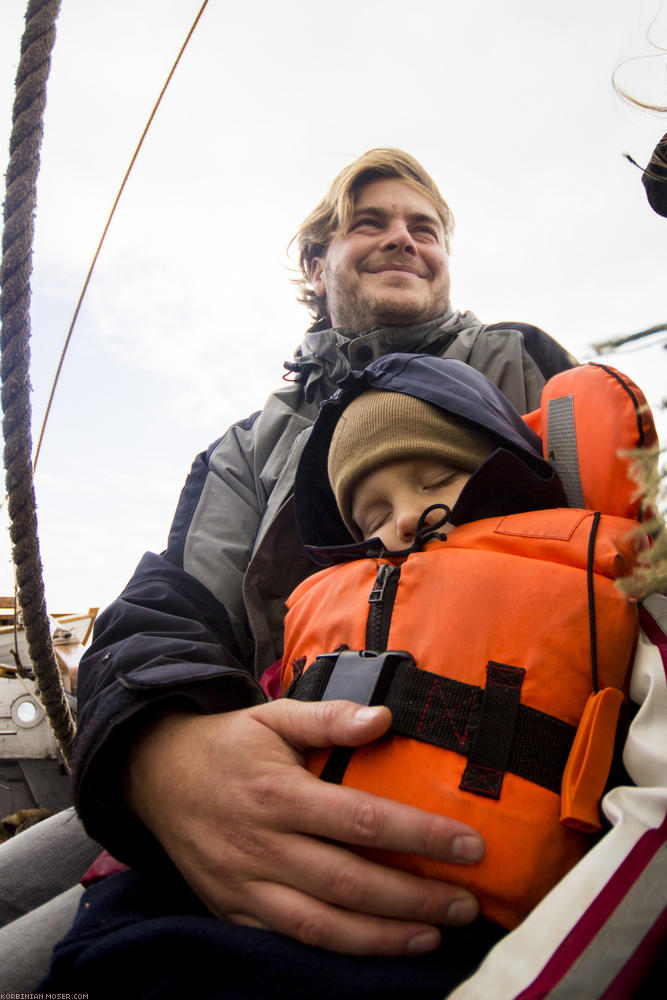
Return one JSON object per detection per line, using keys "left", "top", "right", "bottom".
{"left": 328, "top": 390, "right": 496, "bottom": 537}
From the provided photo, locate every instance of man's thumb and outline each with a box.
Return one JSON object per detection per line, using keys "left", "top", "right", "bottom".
{"left": 252, "top": 698, "right": 392, "bottom": 751}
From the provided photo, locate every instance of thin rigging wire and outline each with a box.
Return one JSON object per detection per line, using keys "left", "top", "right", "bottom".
{"left": 32, "top": 0, "right": 210, "bottom": 471}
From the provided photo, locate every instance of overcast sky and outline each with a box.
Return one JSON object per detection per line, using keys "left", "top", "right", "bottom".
{"left": 0, "top": 0, "right": 665, "bottom": 614}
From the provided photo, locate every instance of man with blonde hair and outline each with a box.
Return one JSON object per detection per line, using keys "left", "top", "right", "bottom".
{"left": 293, "top": 148, "right": 455, "bottom": 326}
{"left": 6, "top": 149, "right": 578, "bottom": 995}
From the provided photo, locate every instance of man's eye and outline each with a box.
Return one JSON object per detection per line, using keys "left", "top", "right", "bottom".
{"left": 353, "top": 218, "right": 381, "bottom": 229}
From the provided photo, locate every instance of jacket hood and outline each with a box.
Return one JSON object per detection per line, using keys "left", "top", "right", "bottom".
{"left": 294, "top": 353, "right": 567, "bottom": 563}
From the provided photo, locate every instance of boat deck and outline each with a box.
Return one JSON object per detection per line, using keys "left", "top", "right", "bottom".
{"left": 0, "top": 757, "right": 72, "bottom": 817}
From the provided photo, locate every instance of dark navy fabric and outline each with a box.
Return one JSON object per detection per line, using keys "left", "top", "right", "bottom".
{"left": 164, "top": 439, "right": 223, "bottom": 569}
{"left": 336, "top": 354, "right": 546, "bottom": 454}
{"left": 40, "top": 869, "right": 505, "bottom": 1000}
{"left": 72, "top": 552, "right": 264, "bottom": 868}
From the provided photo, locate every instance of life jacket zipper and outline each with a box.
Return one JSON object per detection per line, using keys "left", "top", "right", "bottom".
{"left": 366, "top": 563, "right": 401, "bottom": 652}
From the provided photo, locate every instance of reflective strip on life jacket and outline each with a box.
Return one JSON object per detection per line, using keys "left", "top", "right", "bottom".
{"left": 524, "top": 364, "right": 659, "bottom": 521}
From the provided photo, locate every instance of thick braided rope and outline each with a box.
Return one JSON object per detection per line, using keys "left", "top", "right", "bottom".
{"left": 0, "top": 0, "right": 75, "bottom": 764}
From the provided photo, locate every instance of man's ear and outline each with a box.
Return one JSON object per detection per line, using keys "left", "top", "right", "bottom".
{"left": 310, "top": 257, "right": 326, "bottom": 297}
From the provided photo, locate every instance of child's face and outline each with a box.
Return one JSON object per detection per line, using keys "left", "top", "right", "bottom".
{"left": 351, "top": 457, "right": 471, "bottom": 550}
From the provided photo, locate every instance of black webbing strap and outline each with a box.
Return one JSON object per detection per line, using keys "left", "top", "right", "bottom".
{"left": 459, "top": 662, "right": 525, "bottom": 799}
{"left": 286, "top": 653, "right": 576, "bottom": 795}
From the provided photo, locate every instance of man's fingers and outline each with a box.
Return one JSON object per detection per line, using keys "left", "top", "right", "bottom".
{"left": 245, "top": 755, "right": 484, "bottom": 867}
{"left": 227, "top": 881, "right": 445, "bottom": 957}
{"left": 251, "top": 697, "right": 393, "bottom": 751}
{"left": 266, "top": 832, "right": 479, "bottom": 927}
{"left": 250, "top": 699, "right": 484, "bottom": 864}
{"left": 326, "top": 785, "right": 485, "bottom": 864}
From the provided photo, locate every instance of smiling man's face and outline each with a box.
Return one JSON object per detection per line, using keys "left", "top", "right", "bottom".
{"left": 310, "top": 177, "right": 451, "bottom": 332}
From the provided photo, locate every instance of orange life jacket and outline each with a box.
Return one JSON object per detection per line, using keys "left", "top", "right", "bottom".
{"left": 281, "top": 364, "right": 657, "bottom": 930}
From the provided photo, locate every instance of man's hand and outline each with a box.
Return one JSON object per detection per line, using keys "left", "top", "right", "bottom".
{"left": 125, "top": 700, "right": 484, "bottom": 957}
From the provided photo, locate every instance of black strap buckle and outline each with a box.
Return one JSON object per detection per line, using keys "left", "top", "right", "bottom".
{"left": 319, "top": 649, "right": 415, "bottom": 706}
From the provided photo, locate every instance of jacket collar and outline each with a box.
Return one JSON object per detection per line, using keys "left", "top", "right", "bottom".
{"left": 286, "top": 307, "right": 481, "bottom": 401}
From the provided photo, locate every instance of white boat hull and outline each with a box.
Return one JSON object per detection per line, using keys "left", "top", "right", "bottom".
{"left": 0, "top": 676, "right": 60, "bottom": 758}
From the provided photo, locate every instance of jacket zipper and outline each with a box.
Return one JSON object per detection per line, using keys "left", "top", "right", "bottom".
{"left": 366, "top": 562, "right": 401, "bottom": 652}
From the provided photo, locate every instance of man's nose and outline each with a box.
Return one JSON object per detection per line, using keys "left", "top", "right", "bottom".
{"left": 380, "top": 221, "right": 416, "bottom": 254}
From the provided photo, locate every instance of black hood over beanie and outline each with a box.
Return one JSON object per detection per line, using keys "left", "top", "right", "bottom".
{"left": 294, "top": 353, "right": 567, "bottom": 565}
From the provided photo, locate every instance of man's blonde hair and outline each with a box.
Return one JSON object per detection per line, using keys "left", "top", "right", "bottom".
{"left": 292, "top": 148, "right": 455, "bottom": 325}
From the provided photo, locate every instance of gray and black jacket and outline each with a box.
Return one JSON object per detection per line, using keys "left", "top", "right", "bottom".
{"left": 72, "top": 307, "right": 576, "bottom": 864}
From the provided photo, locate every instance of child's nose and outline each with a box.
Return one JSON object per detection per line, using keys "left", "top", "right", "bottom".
{"left": 396, "top": 504, "right": 426, "bottom": 542}
{"left": 396, "top": 503, "right": 444, "bottom": 543}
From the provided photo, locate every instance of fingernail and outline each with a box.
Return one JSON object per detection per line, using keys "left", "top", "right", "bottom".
{"left": 447, "top": 897, "right": 479, "bottom": 925}
{"left": 451, "top": 834, "right": 484, "bottom": 863}
{"left": 354, "top": 706, "right": 383, "bottom": 723}
{"left": 407, "top": 929, "right": 441, "bottom": 954}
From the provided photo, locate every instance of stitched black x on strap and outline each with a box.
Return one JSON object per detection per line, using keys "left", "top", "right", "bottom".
{"left": 285, "top": 651, "right": 576, "bottom": 797}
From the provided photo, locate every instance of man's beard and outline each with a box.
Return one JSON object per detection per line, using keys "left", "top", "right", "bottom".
{"left": 324, "top": 269, "right": 449, "bottom": 332}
